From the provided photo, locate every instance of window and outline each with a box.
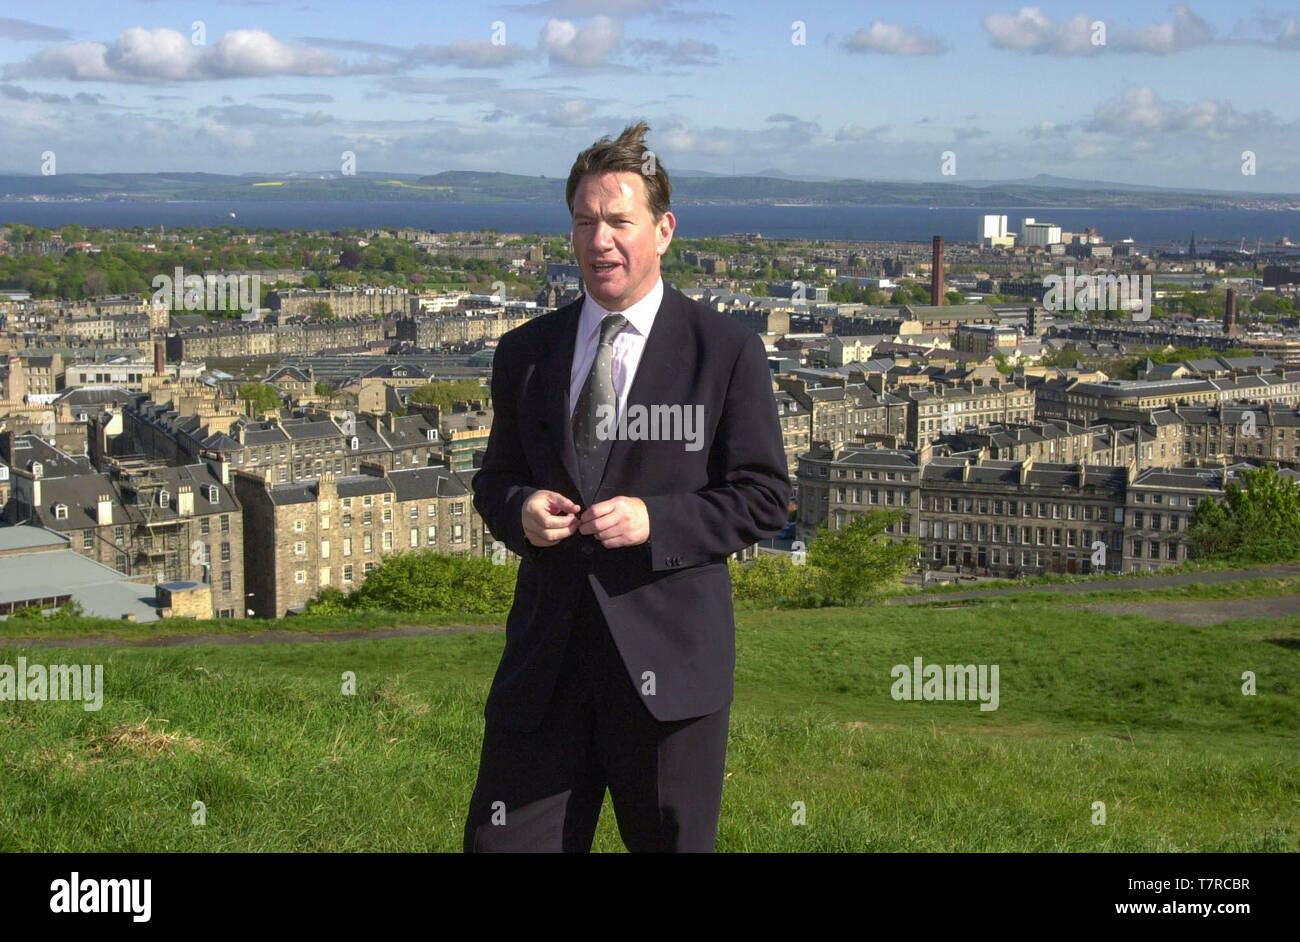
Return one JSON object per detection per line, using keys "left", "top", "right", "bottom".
{"left": 200, "top": 517, "right": 210, "bottom": 535}
{"left": 364, "top": 562, "right": 375, "bottom": 574}
{"left": 451, "top": 502, "right": 465, "bottom": 516}
{"left": 295, "top": 519, "right": 304, "bottom": 533}
{"left": 363, "top": 511, "right": 372, "bottom": 526}
{"left": 320, "top": 567, "right": 330, "bottom": 586}
{"left": 344, "top": 565, "right": 353, "bottom": 583}
{"left": 409, "top": 506, "right": 419, "bottom": 520}
{"left": 221, "top": 570, "right": 232, "bottom": 591}
{"left": 452, "top": 524, "right": 464, "bottom": 543}
{"left": 343, "top": 537, "right": 352, "bottom": 557}
{"left": 410, "top": 528, "right": 419, "bottom": 547}
{"left": 382, "top": 531, "right": 393, "bottom": 550}
{"left": 295, "top": 541, "right": 306, "bottom": 555}
{"left": 295, "top": 570, "right": 306, "bottom": 583}
{"left": 82, "top": 530, "right": 93, "bottom": 550}
{"left": 321, "top": 540, "right": 330, "bottom": 559}
{"left": 342, "top": 498, "right": 352, "bottom": 510}
{"left": 382, "top": 508, "right": 392, "bottom": 523}
{"left": 221, "top": 515, "right": 230, "bottom": 533}
{"left": 382, "top": 493, "right": 392, "bottom": 505}
{"left": 55, "top": 504, "right": 68, "bottom": 520}
{"left": 364, "top": 533, "right": 373, "bottom": 553}
{"left": 220, "top": 541, "right": 230, "bottom": 563}
{"left": 343, "top": 515, "right": 352, "bottom": 528}
{"left": 427, "top": 526, "right": 437, "bottom": 545}
{"left": 363, "top": 495, "right": 373, "bottom": 507}
{"left": 427, "top": 504, "right": 437, "bottom": 518}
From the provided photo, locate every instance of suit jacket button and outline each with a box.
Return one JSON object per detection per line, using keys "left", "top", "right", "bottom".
{"left": 581, "top": 544, "right": 594, "bottom": 556}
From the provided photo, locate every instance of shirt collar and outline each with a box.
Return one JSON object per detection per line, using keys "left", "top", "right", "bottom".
{"left": 579, "top": 275, "right": 664, "bottom": 345}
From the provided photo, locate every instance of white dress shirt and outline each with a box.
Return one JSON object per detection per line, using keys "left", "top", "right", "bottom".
{"left": 568, "top": 276, "right": 664, "bottom": 422}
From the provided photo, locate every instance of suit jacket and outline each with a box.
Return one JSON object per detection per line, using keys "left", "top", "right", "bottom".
{"left": 472, "top": 282, "right": 791, "bottom": 731}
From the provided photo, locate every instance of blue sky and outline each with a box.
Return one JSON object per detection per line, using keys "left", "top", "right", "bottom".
{"left": 1, "top": 0, "right": 1298, "bottom": 191}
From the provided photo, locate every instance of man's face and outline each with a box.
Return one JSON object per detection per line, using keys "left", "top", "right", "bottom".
{"left": 571, "top": 170, "right": 675, "bottom": 311}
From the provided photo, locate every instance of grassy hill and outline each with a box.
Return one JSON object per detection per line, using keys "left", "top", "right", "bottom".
{"left": 1, "top": 580, "right": 1296, "bottom": 851}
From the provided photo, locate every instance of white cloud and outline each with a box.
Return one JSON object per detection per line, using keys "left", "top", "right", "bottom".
{"left": 982, "top": 5, "right": 1214, "bottom": 55}
{"left": 4, "top": 27, "right": 374, "bottom": 82}
{"left": 539, "top": 16, "right": 622, "bottom": 67}
{"left": 843, "top": 21, "right": 948, "bottom": 56}
{"left": 1086, "top": 86, "right": 1273, "bottom": 139}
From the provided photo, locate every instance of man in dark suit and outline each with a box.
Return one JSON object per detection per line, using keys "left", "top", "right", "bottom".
{"left": 463, "top": 122, "right": 790, "bottom": 852}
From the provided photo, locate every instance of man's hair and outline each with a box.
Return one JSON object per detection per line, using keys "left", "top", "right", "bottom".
{"left": 565, "top": 121, "right": 671, "bottom": 221}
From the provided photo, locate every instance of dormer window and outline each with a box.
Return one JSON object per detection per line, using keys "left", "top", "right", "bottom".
{"left": 350, "top": 436, "right": 359, "bottom": 450}
{"left": 206, "top": 484, "right": 220, "bottom": 503}
{"left": 54, "top": 503, "right": 68, "bottom": 520}
{"left": 159, "top": 489, "right": 170, "bottom": 508}
{"left": 426, "top": 429, "right": 437, "bottom": 441}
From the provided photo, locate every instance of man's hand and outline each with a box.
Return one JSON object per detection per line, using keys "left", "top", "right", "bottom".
{"left": 522, "top": 490, "right": 581, "bottom": 547}
{"left": 578, "top": 496, "right": 650, "bottom": 549}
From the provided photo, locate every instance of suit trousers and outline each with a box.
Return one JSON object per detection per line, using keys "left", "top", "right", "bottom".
{"left": 462, "top": 580, "right": 731, "bottom": 852}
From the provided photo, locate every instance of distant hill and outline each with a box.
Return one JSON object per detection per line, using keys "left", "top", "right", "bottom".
{"left": 0, "top": 169, "right": 1294, "bottom": 210}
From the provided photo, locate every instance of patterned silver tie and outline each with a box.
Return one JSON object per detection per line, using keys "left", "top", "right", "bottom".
{"left": 572, "top": 313, "right": 629, "bottom": 506}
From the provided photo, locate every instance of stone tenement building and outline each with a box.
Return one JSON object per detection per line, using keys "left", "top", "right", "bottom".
{"left": 1034, "top": 370, "right": 1300, "bottom": 426}
{"left": 265, "top": 287, "right": 411, "bottom": 318}
{"left": 796, "top": 442, "right": 1229, "bottom": 577}
{"left": 164, "top": 315, "right": 389, "bottom": 360}
{"left": 1, "top": 352, "right": 63, "bottom": 400}
{"left": 907, "top": 380, "right": 1036, "bottom": 444}
{"left": 1175, "top": 402, "right": 1300, "bottom": 464}
{"left": 124, "top": 397, "right": 444, "bottom": 484}
{"left": 394, "top": 309, "right": 532, "bottom": 348}
{"left": 233, "top": 463, "right": 485, "bottom": 618}
{"left": 5, "top": 454, "right": 246, "bottom": 618}
{"left": 776, "top": 376, "right": 910, "bottom": 449}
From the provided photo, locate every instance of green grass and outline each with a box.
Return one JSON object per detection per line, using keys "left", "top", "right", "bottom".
{"left": 1, "top": 596, "right": 1296, "bottom": 852}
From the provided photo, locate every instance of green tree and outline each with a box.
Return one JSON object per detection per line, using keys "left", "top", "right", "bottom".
{"left": 307, "top": 551, "right": 517, "bottom": 614}
{"left": 1187, "top": 464, "right": 1300, "bottom": 562}
{"left": 239, "top": 382, "right": 282, "bottom": 416}
{"left": 807, "top": 509, "right": 919, "bottom": 604}
{"left": 408, "top": 379, "right": 486, "bottom": 411}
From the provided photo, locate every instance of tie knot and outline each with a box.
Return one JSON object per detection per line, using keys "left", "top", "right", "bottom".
{"left": 598, "top": 313, "right": 628, "bottom": 346}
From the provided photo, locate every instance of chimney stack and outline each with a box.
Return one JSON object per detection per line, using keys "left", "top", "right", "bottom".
{"left": 97, "top": 493, "right": 112, "bottom": 525}
{"left": 931, "top": 235, "right": 945, "bottom": 306}
{"left": 1223, "top": 288, "right": 1238, "bottom": 336}
{"left": 153, "top": 340, "right": 166, "bottom": 377}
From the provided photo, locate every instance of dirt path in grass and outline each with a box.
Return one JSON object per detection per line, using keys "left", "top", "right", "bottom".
{"left": 9, "top": 562, "right": 1300, "bottom": 648}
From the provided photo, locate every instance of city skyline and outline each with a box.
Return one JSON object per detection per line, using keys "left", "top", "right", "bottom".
{"left": 1, "top": 2, "right": 1299, "bottom": 191}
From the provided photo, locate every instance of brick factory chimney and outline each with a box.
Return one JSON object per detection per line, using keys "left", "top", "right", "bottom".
{"left": 154, "top": 340, "right": 166, "bottom": 376}
{"left": 931, "top": 236, "right": 945, "bottom": 306}
{"left": 1223, "top": 288, "right": 1238, "bottom": 336}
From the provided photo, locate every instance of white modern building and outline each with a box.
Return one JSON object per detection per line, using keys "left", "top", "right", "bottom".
{"left": 1020, "top": 218, "right": 1062, "bottom": 248}
{"left": 980, "top": 215, "right": 1008, "bottom": 239}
